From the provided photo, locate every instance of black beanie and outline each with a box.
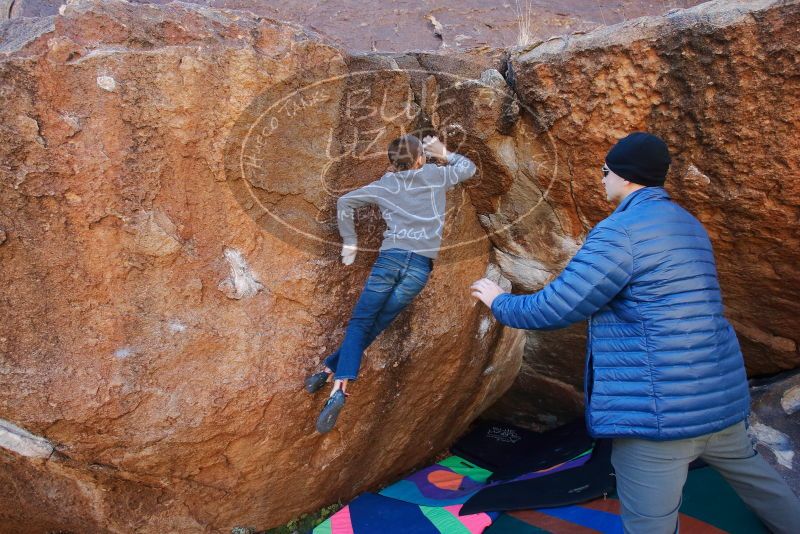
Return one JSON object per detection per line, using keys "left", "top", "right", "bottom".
{"left": 605, "top": 132, "right": 671, "bottom": 187}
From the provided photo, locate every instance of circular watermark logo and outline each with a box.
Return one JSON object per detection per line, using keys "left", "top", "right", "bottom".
{"left": 223, "top": 63, "right": 559, "bottom": 265}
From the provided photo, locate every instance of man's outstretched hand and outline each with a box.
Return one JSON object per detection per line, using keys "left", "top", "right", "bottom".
{"left": 341, "top": 244, "right": 357, "bottom": 265}
{"left": 471, "top": 278, "right": 506, "bottom": 309}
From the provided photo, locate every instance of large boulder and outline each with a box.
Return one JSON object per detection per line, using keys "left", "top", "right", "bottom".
{"left": 0, "top": 1, "right": 524, "bottom": 530}
{"left": 0, "top": 0, "right": 707, "bottom": 52}
{"left": 479, "top": 0, "right": 800, "bottom": 427}
{"left": 749, "top": 369, "right": 800, "bottom": 495}
{"left": 2, "top": 0, "right": 798, "bottom": 529}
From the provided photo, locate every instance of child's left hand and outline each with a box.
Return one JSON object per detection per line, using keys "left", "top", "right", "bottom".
{"left": 470, "top": 278, "right": 506, "bottom": 308}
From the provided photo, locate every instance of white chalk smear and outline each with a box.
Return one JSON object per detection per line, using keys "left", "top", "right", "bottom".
{"left": 96, "top": 76, "right": 117, "bottom": 92}
{"left": 114, "top": 346, "right": 133, "bottom": 359}
{"left": 168, "top": 320, "right": 187, "bottom": 333}
{"left": 751, "top": 421, "right": 794, "bottom": 469}
{"left": 781, "top": 384, "right": 800, "bottom": 415}
{"left": 218, "top": 247, "right": 264, "bottom": 299}
{"left": 477, "top": 316, "right": 491, "bottom": 338}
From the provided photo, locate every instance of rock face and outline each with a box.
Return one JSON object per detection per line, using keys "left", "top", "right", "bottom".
{"left": 1, "top": 0, "right": 798, "bottom": 531}
{"left": 478, "top": 0, "right": 800, "bottom": 428}
{"left": 0, "top": 1, "right": 524, "bottom": 531}
{"left": 749, "top": 369, "right": 800, "bottom": 495}
{"left": 1, "top": 0, "right": 706, "bottom": 53}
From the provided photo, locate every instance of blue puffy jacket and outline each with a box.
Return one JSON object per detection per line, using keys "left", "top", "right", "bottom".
{"left": 490, "top": 187, "right": 750, "bottom": 440}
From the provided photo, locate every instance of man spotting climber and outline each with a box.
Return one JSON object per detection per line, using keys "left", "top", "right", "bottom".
{"left": 470, "top": 132, "right": 800, "bottom": 533}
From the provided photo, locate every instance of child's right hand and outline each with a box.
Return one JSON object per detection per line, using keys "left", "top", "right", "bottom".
{"left": 341, "top": 244, "right": 357, "bottom": 265}
{"left": 422, "top": 135, "right": 448, "bottom": 160}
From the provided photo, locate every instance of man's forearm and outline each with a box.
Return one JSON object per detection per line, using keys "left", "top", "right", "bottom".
{"left": 490, "top": 291, "right": 559, "bottom": 330}
{"left": 488, "top": 224, "right": 634, "bottom": 330}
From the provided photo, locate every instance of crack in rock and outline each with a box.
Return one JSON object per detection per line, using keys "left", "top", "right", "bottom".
{"left": 0, "top": 418, "right": 55, "bottom": 458}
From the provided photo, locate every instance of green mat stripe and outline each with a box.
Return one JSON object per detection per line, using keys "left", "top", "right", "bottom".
{"left": 420, "top": 505, "right": 472, "bottom": 534}
{"left": 437, "top": 455, "right": 493, "bottom": 482}
{"left": 311, "top": 518, "right": 332, "bottom": 534}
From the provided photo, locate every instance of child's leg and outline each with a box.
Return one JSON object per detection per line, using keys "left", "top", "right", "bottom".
{"left": 322, "top": 321, "right": 387, "bottom": 377}
{"left": 325, "top": 299, "right": 401, "bottom": 374}
{"left": 325, "top": 251, "right": 430, "bottom": 390}
{"left": 318, "top": 299, "right": 388, "bottom": 381}
{"left": 328, "top": 303, "right": 412, "bottom": 398}
{"left": 368, "top": 258, "right": 431, "bottom": 336}
{"left": 322, "top": 349, "right": 339, "bottom": 374}
{"left": 326, "top": 269, "right": 430, "bottom": 395}
{"left": 331, "top": 258, "right": 400, "bottom": 382}
{"left": 324, "top": 286, "right": 413, "bottom": 397}
{"left": 332, "top": 255, "right": 432, "bottom": 394}
{"left": 323, "top": 260, "right": 404, "bottom": 372}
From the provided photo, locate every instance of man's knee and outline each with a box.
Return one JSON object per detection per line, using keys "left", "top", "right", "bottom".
{"left": 619, "top": 501, "right": 681, "bottom": 534}
{"left": 616, "top": 481, "right": 683, "bottom": 527}
{"left": 611, "top": 439, "right": 691, "bottom": 533}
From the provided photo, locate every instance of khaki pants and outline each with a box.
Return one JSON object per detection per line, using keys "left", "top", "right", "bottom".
{"left": 611, "top": 420, "right": 800, "bottom": 534}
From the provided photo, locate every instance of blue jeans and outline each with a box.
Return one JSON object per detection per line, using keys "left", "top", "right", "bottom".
{"left": 324, "top": 248, "right": 433, "bottom": 380}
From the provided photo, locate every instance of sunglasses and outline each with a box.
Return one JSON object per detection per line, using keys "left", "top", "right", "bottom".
{"left": 601, "top": 164, "right": 610, "bottom": 179}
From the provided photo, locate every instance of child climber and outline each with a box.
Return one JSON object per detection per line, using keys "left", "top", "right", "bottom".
{"left": 305, "top": 134, "right": 477, "bottom": 433}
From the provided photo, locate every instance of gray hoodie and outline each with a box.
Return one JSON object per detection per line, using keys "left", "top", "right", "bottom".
{"left": 336, "top": 152, "right": 477, "bottom": 259}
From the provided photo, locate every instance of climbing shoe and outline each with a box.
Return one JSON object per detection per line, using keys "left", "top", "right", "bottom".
{"left": 304, "top": 371, "right": 331, "bottom": 393}
{"left": 316, "top": 389, "right": 346, "bottom": 434}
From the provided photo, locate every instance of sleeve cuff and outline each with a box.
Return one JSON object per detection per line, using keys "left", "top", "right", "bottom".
{"left": 490, "top": 292, "right": 510, "bottom": 319}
